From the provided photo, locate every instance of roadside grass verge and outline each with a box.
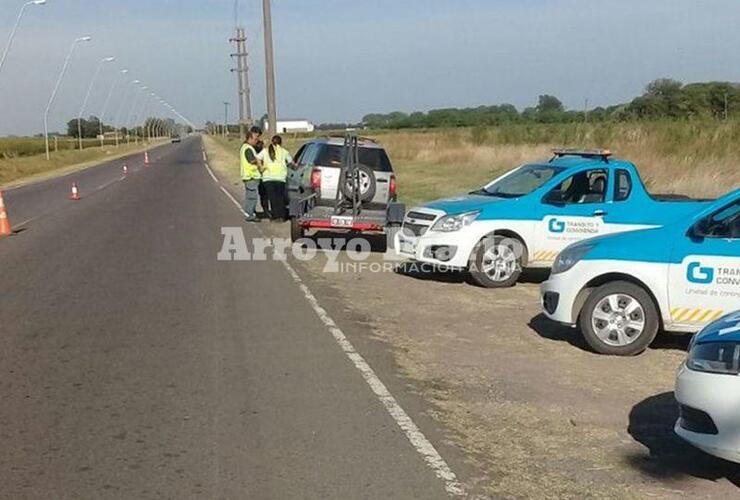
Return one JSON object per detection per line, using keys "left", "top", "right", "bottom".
{"left": 0, "top": 140, "right": 165, "bottom": 189}
{"left": 0, "top": 137, "right": 113, "bottom": 159}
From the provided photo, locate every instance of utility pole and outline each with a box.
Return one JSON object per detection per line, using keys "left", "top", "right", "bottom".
{"left": 230, "top": 27, "right": 252, "bottom": 136}
{"left": 584, "top": 98, "right": 589, "bottom": 124}
{"left": 223, "top": 101, "right": 230, "bottom": 137}
{"left": 724, "top": 92, "right": 729, "bottom": 121}
{"left": 263, "top": 0, "right": 277, "bottom": 136}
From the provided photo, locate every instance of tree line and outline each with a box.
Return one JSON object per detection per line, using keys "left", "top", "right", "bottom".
{"left": 355, "top": 79, "right": 739, "bottom": 130}
{"left": 65, "top": 116, "right": 187, "bottom": 138}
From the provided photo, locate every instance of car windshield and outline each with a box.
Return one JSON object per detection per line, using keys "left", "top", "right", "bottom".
{"left": 473, "top": 165, "right": 565, "bottom": 198}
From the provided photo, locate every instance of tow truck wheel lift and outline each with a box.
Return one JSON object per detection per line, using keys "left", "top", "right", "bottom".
{"left": 289, "top": 133, "right": 405, "bottom": 243}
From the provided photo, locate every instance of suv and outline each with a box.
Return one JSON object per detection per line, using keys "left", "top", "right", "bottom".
{"left": 289, "top": 136, "right": 405, "bottom": 241}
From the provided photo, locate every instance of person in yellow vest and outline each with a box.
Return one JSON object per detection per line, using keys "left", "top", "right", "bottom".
{"left": 240, "top": 129, "right": 263, "bottom": 222}
{"left": 258, "top": 135, "right": 293, "bottom": 221}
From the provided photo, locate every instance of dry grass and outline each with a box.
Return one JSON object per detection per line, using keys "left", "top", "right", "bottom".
{"left": 203, "top": 122, "right": 740, "bottom": 208}
{"left": 0, "top": 140, "right": 164, "bottom": 188}
{"left": 374, "top": 124, "right": 739, "bottom": 206}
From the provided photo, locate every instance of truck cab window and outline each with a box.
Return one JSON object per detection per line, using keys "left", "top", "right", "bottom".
{"left": 549, "top": 169, "right": 608, "bottom": 204}
{"left": 615, "top": 169, "right": 632, "bottom": 202}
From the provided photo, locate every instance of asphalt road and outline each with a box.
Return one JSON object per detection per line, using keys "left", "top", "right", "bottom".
{"left": 0, "top": 137, "right": 454, "bottom": 499}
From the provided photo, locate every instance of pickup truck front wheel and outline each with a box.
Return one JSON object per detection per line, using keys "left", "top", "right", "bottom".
{"left": 579, "top": 281, "right": 659, "bottom": 356}
{"left": 469, "top": 235, "right": 524, "bottom": 288}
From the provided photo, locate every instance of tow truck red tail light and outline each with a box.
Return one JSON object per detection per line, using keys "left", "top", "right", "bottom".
{"left": 389, "top": 174, "right": 397, "bottom": 196}
{"left": 310, "top": 168, "right": 322, "bottom": 190}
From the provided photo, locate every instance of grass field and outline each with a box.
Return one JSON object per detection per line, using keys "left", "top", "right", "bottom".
{"left": 206, "top": 119, "right": 739, "bottom": 207}
{"left": 0, "top": 137, "right": 125, "bottom": 159}
{"left": 0, "top": 138, "right": 164, "bottom": 188}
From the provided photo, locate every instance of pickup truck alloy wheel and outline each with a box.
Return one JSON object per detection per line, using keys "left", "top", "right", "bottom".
{"left": 579, "top": 281, "right": 659, "bottom": 356}
{"left": 591, "top": 294, "right": 645, "bottom": 347}
{"left": 469, "top": 235, "right": 523, "bottom": 288}
{"left": 482, "top": 244, "right": 517, "bottom": 282}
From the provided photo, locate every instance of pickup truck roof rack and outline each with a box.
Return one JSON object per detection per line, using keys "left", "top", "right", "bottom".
{"left": 550, "top": 148, "right": 612, "bottom": 163}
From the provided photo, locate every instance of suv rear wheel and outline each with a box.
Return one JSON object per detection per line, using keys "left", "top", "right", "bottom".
{"left": 290, "top": 218, "right": 305, "bottom": 243}
{"left": 579, "top": 281, "right": 659, "bottom": 356}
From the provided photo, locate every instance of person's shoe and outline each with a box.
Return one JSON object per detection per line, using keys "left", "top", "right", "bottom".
{"left": 245, "top": 215, "right": 259, "bottom": 222}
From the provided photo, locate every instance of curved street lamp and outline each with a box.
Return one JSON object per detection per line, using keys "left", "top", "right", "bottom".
{"left": 78, "top": 56, "right": 114, "bottom": 150}
{"left": 44, "top": 35, "right": 92, "bottom": 160}
{"left": 0, "top": 0, "right": 47, "bottom": 80}
{"left": 113, "top": 79, "right": 139, "bottom": 146}
{"left": 99, "top": 68, "right": 127, "bottom": 146}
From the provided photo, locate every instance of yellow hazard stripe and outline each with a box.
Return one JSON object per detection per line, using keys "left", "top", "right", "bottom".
{"left": 671, "top": 307, "right": 724, "bottom": 324}
{"left": 534, "top": 250, "right": 558, "bottom": 262}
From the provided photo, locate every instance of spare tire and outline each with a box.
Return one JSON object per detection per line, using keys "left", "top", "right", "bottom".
{"left": 340, "top": 164, "right": 376, "bottom": 203}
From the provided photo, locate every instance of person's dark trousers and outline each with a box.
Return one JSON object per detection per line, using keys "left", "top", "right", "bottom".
{"left": 263, "top": 181, "right": 287, "bottom": 221}
{"left": 258, "top": 181, "right": 271, "bottom": 219}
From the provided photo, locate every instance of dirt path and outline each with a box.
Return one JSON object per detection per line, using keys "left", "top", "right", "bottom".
{"left": 261, "top": 223, "right": 740, "bottom": 499}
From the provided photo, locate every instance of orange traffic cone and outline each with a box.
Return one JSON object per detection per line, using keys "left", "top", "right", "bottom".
{"left": 0, "top": 191, "right": 12, "bottom": 236}
{"left": 144, "top": 151, "right": 150, "bottom": 166}
{"left": 69, "top": 182, "right": 81, "bottom": 201}
{"left": 122, "top": 164, "right": 128, "bottom": 176}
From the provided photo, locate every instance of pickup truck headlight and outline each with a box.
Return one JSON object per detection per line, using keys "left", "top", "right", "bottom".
{"left": 551, "top": 244, "right": 594, "bottom": 275}
{"left": 687, "top": 341, "right": 740, "bottom": 375}
{"left": 431, "top": 211, "right": 481, "bottom": 232}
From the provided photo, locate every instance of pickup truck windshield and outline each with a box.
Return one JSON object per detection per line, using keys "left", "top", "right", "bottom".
{"left": 474, "top": 165, "right": 565, "bottom": 198}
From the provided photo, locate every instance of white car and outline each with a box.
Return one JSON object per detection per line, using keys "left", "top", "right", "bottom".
{"left": 675, "top": 312, "right": 740, "bottom": 463}
{"left": 540, "top": 189, "right": 739, "bottom": 355}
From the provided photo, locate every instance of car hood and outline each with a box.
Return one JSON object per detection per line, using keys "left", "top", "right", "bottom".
{"left": 421, "top": 193, "right": 506, "bottom": 214}
{"left": 580, "top": 226, "right": 672, "bottom": 263}
{"left": 694, "top": 313, "right": 740, "bottom": 344}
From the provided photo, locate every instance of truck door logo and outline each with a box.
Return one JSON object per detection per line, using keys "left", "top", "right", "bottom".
{"left": 687, "top": 262, "right": 714, "bottom": 284}
{"left": 548, "top": 218, "right": 565, "bottom": 233}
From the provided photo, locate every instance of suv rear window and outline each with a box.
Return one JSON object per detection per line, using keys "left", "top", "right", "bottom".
{"left": 315, "top": 144, "right": 393, "bottom": 172}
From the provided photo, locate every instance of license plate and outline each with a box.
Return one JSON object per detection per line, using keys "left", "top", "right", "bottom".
{"left": 399, "top": 239, "right": 416, "bottom": 255}
{"left": 330, "top": 215, "right": 354, "bottom": 228}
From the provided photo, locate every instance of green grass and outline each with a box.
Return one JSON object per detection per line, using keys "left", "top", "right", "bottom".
{"left": 0, "top": 137, "right": 127, "bottom": 159}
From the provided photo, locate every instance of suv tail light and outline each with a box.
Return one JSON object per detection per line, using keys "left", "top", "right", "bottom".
{"left": 310, "top": 168, "right": 322, "bottom": 190}
{"left": 389, "top": 174, "right": 397, "bottom": 197}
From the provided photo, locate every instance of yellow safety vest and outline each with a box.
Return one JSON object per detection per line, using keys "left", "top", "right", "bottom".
{"left": 261, "top": 145, "right": 288, "bottom": 182}
{"left": 240, "top": 143, "right": 261, "bottom": 181}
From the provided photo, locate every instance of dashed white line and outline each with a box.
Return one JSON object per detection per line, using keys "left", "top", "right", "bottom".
{"left": 203, "top": 160, "right": 466, "bottom": 497}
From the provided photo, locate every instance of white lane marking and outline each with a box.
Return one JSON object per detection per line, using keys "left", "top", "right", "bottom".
{"left": 203, "top": 160, "right": 466, "bottom": 497}
{"left": 204, "top": 162, "right": 219, "bottom": 184}
{"left": 13, "top": 216, "right": 39, "bottom": 228}
{"left": 96, "top": 178, "right": 119, "bottom": 191}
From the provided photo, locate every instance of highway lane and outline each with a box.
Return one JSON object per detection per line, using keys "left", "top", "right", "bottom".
{"left": 2, "top": 141, "right": 180, "bottom": 229}
{"left": 0, "top": 137, "right": 454, "bottom": 499}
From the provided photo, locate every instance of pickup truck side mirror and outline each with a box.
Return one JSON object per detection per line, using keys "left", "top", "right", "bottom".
{"left": 543, "top": 190, "right": 565, "bottom": 205}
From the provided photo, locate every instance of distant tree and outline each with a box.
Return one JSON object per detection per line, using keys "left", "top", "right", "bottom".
{"left": 536, "top": 95, "right": 564, "bottom": 114}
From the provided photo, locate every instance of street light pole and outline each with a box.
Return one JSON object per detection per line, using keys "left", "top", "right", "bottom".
{"left": 124, "top": 84, "right": 145, "bottom": 144}
{"left": 100, "top": 68, "right": 127, "bottom": 146}
{"left": 223, "top": 101, "right": 230, "bottom": 137}
{"left": 44, "top": 35, "right": 92, "bottom": 161}
{"left": 78, "top": 56, "right": 114, "bottom": 150}
{"left": 0, "top": 0, "right": 47, "bottom": 80}
{"left": 262, "top": 0, "right": 277, "bottom": 136}
{"left": 113, "top": 79, "right": 139, "bottom": 147}
{"left": 129, "top": 86, "right": 148, "bottom": 143}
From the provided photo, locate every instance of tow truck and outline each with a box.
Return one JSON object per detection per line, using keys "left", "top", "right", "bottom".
{"left": 395, "top": 149, "right": 712, "bottom": 287}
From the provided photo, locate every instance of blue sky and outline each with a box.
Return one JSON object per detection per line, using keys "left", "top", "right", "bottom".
{"left": 0, "top": 0, "right": 739, "bottom": 135}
